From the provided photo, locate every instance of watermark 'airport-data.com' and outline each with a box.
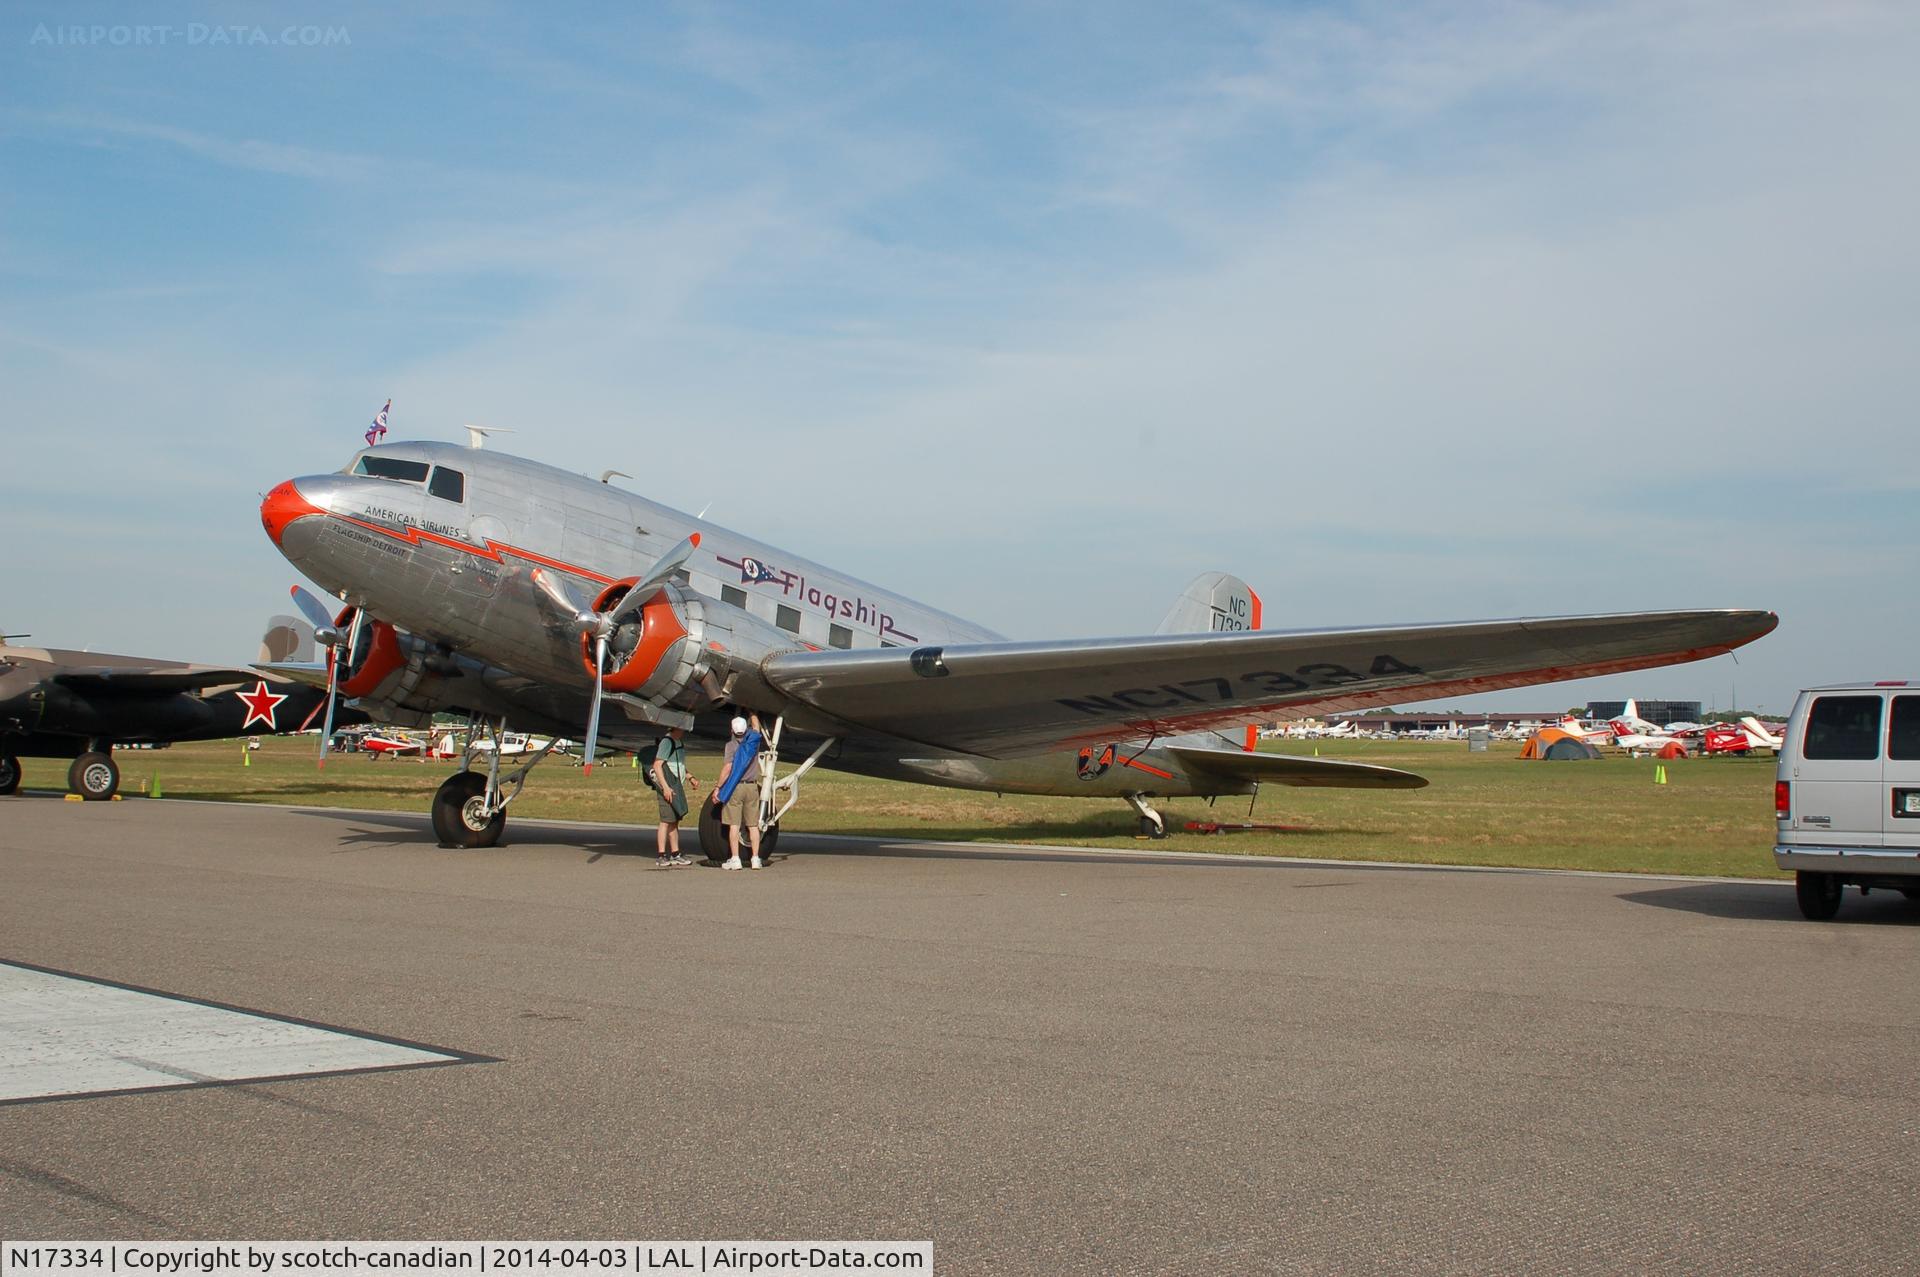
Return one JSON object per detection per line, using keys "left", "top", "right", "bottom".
{"left": 28, "top": 23, "right": 350, "bottom": 48}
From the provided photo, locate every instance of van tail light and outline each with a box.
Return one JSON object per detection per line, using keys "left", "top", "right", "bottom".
{"left": 1775, "top": 781, "right": 1791, "bottom": 819}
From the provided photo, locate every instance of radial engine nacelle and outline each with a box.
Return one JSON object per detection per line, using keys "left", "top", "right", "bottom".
{"left": 573, "top": 578, "right": 807, "bottom": 721}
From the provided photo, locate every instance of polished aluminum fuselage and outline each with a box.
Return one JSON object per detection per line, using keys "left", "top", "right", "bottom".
{"left": 270, "top": 443, "right": 1233, "bottom": 797}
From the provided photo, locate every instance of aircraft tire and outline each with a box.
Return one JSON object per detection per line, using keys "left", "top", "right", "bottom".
{"left": 694, "top": 799, "right": 779, "bottom": 863}
{"left": 1139, "top": 815, "right": 1168, "bottom": 840}
{"left": 69, "top": 752, "right": 119, "bottom": 801}
{"left": 0, "top": 753, "right": 20, "bottom": 796}
{"left": 1795, "top": 870, "right": 1843, "bottom": 921}
{"left": 431, "top": 772, "right": 504, "bottom": 848}
{"left": 697, "top": 797, "right": 728, "bottom": 862}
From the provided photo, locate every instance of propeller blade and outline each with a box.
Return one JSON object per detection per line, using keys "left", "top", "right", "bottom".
{"left": 530, "top": 568, "right": 602, "bottom": 634}
{"left": 581, "top": 634, "right": 607, "bottom": 775}
{"left": 605, "top": 533, "right": 701, "bottom": 629}
{"left": 316, "top": 609, "right": 362, "bottom": 769}
{"left": 289, "top": 585, "right": 342, "bottom": 646}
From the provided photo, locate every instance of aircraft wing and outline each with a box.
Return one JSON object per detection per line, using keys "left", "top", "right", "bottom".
{"left": 249, "top": 661, "right": 334, "bottom": 691}
{"left": 762, "top": 609, "right": 1777, "bottom": 758}
{"left": 52, "top": 665, "right": 275, "bottom": 694}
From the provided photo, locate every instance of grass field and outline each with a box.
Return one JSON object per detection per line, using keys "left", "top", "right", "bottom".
{"left": 13, "top": 734, "right": 1786, "bottom": 878}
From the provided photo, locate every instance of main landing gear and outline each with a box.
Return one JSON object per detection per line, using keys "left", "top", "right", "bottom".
{"left": 0, "top": 747, "right": 118, "bottom": 799}
{"left": 429, "top": 721, "right": 564, "bottom": 848}
{"left": 69, "top": 747, "right": 119, "bottom": 800}
{"left": 697, "top": 717, "right": 839, "bottom": 863}
{"left": 1126, "top": 792, "right": 1168, "bottom": 839}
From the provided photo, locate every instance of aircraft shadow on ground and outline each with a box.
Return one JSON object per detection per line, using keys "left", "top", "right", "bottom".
{"left": 825, "top": 815, "right": 1381, "bottom": 844}
{"left": 294, "top": 808, "right": 652, "bottom": 859}
{"left": 786, "top": 833, "right": 1409, "bottom": 873}
{"left": 1620, "top": 883, "right": 1920, "bottom": 926}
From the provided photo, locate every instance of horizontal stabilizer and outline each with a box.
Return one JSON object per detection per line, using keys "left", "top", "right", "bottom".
{"left": 1167, "top": 745, "right": 1427, "bottom": 790}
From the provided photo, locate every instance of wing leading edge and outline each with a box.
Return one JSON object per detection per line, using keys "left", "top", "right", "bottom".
{"left": 763, "top": 608, "right": 1777, "bottom": 758}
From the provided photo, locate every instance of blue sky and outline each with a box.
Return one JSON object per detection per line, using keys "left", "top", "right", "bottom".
{"left": 3, "top": 2, "right": 1916, "bottom": 714}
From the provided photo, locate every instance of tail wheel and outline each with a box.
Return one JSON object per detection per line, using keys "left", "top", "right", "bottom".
{"left": 431, "top": 771, "right": 504, "bottom": 848}
{"left": 0, "top": 753, "right": 20, "bottom": 796}
{"left": 69, "top": 752, "right": 119, "bottom": 801}
{"left": 1795, "top": 871, "right": 1843, "bottom": 921}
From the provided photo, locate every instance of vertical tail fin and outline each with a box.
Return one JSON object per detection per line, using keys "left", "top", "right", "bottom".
{"left": 258, "top": 613, "right": 314, "bottom": 664}
{"left": 1156, "top": 571, "right": 1261, "bottom": 636}
{"left": 1158, "top": 572, "right": 1263, "bottom": 751}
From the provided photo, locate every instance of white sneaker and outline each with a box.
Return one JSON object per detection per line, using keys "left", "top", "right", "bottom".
{"left": 722, "top": 857, "right": 743, "bottom": 871}
{"left": 749, "top": 855, "right": 763, "bottom": 870}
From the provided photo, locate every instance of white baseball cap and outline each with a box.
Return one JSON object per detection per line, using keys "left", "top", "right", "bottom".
{"left": 730, "top": 716, "right": 748, "bottom": 735}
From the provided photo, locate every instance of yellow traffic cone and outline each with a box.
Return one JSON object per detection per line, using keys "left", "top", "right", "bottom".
{"left": 1654, "top": 764, "right": 1667, "bottom": 785}
{"left": 243, "top": 743, "right": 250, "bottom": 768}
{"left": 152, "top": 774, "right": 163, "bottom": 798}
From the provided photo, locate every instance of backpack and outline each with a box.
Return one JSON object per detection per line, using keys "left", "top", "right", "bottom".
{"left": 641, "top": 738, "right": 664, "bottom": 790}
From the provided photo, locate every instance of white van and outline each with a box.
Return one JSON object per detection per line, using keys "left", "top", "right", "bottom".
{"left": 1775, "top": 682, "right": 1920, "bottom": 919}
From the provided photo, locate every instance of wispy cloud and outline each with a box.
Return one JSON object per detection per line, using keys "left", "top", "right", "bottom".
{"left": 27, "top": 112, "right": 376, "bottom": 180}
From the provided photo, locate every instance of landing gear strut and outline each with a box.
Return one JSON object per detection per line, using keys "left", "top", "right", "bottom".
{"left": 429, "top": 720, "right": 563, "bottom": 848}
{"left": 1126, "top": 792, "right": 1167, "bottom": 839}
{"left": 697, "top": 716, "right": 837, "bottom": 863}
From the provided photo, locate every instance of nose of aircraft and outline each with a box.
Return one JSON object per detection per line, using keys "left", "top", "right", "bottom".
{"left": 260, "top": 479, "right": 325, "bottom": 548}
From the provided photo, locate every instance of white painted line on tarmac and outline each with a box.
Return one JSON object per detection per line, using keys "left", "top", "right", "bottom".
{"left": 0, "top": 960, "right": 483, "bottom": 1106}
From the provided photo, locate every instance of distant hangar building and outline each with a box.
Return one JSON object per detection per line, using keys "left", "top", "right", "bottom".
{"left": 1585, "top": 700, "right": 1702, "bottom": 724}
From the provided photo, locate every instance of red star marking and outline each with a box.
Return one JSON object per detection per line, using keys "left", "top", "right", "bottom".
{"left": 236, "top": 680, "right": 290, "bottom": 730}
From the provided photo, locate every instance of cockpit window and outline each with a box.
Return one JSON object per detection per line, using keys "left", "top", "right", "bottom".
{"left": 428, "top": 466, "right": 465, "bottom": 503}
{"left": 353, "top": 456, "right": 430, "bottom": 483}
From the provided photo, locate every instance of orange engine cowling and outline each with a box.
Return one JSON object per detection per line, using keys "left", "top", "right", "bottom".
{"left": 581, "top": 580, "right": 696, "bottom": 698}
{"left": 332, "top": 607, "right": 407, "bottom": 699}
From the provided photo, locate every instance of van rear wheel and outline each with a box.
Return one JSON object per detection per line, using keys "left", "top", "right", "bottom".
{"left": 1795, "top": 871, "right": 1843, "bottom": 921}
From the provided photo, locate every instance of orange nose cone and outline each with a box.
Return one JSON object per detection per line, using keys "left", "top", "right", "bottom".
{"left": 260, "top": 479, "right": 322, "bottom": 546}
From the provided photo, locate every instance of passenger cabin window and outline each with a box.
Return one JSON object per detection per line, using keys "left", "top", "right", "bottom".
{"left": 427, "top": 466, "right": 465, "bottom": 503}
{"left": 1890, "top": 696, "right": 1920, "bottom": 761}
{"left": 721, "top": 585, "right": 747, "bottom": 610}
{"left": 1804, "top": 695, "right": 1883, "bottom": 761}
{"left": 353, "top": 456, "right": 430, "bottom": 483}
{"left": 828, "top": 623, "right": 853, "bottom": 650}
{"left": 775, "top": 605, "right": 801, "bottom": 634}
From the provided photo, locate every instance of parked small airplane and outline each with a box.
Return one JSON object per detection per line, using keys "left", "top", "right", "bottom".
{"left": 0, "top": 616, "right": 355, "bottom": 799}
{"left": 359, "top": 731, "right": 427, "bottom": 758}
{"left": 257, "top": 438, "right": 1777, "bottom": 851}
{"left": 1701, "top": 717, "right": 1784, "bottom": 755}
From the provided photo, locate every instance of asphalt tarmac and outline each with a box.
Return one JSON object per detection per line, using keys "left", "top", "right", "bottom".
{"left": 3, "top": 793, "right": 1918, "bottom": 1274}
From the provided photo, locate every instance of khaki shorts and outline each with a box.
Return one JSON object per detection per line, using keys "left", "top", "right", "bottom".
{"left": 656, "top": 792, "right": 684, "bottom": 823}
{"left": 722, "top": 779, "right": 760, "bottom": 827}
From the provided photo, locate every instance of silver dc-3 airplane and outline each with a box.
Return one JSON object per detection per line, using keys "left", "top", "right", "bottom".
{"left": 258, "top": 437, "right": 1777, "bottom": 854}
